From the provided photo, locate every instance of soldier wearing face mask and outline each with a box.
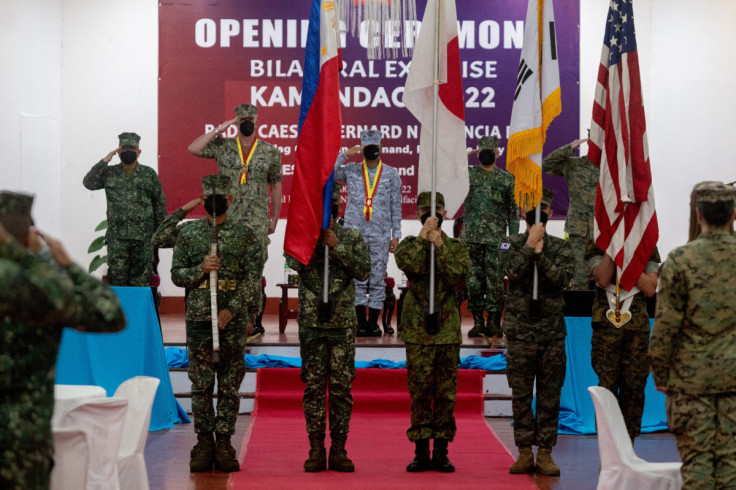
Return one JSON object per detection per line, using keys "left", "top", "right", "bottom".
{"left": 83, "top": 132, "right": 167, "bottom": 286}
{"left": 333, "top": 129, "right": 403, "bottom": 337}
{"left": 188, "top": 103, "right": 283, "bottom": 334}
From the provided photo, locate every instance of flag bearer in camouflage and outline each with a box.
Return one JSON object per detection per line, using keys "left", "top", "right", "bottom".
{"left": 395, "top": 191, "right": 469, "bottom": 473}
{"left": 462, "top": 136, "right": 519, "bottom": 338}
{"left": 83, "top": 132, "right": 167, "bottom": 286}
{"left": 0, "top": 191, "right": 126, "bottom": 490}
{"left": 334, "top": 129, "right": 403, "bottom": 337}
{"left": 588, "top": 240, "right": 659, "bottom": 444}
{"left": 542, "top": 138, "right": 599, "bottom": 288}
{"left": 284, "top": 183, "right": 371, "bottom": 473}
{"left": 171, "top": 175, "right": 263, "bottom": 473}
{"left": 651, "top": 181, "right": 736, "bottom": 489}
{"left": 500, "top": 189, "right": 574, "bottom": 476}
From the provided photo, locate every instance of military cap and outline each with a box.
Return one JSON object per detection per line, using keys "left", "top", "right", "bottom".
{"left": 0, "top": 191, "right": 33, "bottom": 217}
{"left": 416, "top": 191, "right": 445, "bottom": 209}
{"left": 234, "top": 103, "right": 258, "bottom": 119}
{"left": 478, "top": 136, "right": 499, "bottom": 151}
{"left": 693, "top": 181, "right": 736, "bottom": 203}
{"left": 360, "top": 129, "right": 382, "bottom": 146}
{"left": 332, "top": 182, "right": 342, "bottom": 203}
{"left": 201, "top": 175, "right": 232, "bottom": 196}
{"left": 118, "top": 132, "right": 141, "bottom": 147}
{"left": 541, "top": 188, "right": 554, "bottom": 207}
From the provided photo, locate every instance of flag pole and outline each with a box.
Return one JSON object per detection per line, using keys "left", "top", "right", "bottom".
{"left": 532, "top": 202, "right": 540, "bottom": 300}
{"left": 429, "top": 0, "right": 441, "bottom": 314}
{"left": 323, "top": 244, "right": 329, "bottom": 303}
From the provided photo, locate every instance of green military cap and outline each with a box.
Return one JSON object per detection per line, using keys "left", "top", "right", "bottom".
{"left": 478, "top": 136, "right": 499, "bottom": 151}
{"left": 0, "top": 191, "right": 33, "bottom": 217}
{"left": 202, "top": 175, "right": 232, "bottom": 196}
{"left": 118, "top": 132, "right": 141, "bottom": 147}
{"left": 416, "top": 191, "right": 445, "bottom": 209}
{"left": 693, "top": 181, "right": 736, "bottom": 203}
{"left": 234, "top": 103, "right": 258, "bottom": 119}
{"left": 540, "top": 188, "right": 554, "bottom": 207}
{"left": 332, "top": 182, "right": 342, "bottom": 203}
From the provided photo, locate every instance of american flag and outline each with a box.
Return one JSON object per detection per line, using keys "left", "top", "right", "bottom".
{"left": 588, "top": 0, "right": 658, "bottom": 291}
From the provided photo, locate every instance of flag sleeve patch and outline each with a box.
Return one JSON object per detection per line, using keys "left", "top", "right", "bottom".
{"left": 499, "top": 242, "right": 511, "bottom": 250}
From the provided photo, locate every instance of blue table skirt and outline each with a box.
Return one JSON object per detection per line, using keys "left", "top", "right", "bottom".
{"left": 55, "top": 287, "right": 190, "bottom": 430}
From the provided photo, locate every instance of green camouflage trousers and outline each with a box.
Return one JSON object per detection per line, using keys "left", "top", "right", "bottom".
{"left": 505, "top": 336, "right": 566, "bottom": 447}
{"left": 299, "top": 327, "right": 356, "bottom": 435}
{"left": 106, "top": 236, "right": 153, "bottom": 286}
{"left": 567, "top": 234, "right": 593, "bottom": 289}
{"left": 187, "top": 319, "right": 247, "bottom": 435}
{"left": 591, "top": 322, "right": 649, "bottom": 440}
{"left": 667, "top": 391, "right": 736, "bottom": 490}
{"left": 405, "top": 343, "right": 460, "bottom": 442}
{"left": 466, "top": 242, "right": 503, "bottom": 313}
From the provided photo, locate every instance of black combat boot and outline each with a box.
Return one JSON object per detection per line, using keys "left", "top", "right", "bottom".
{"left": 406, "top": 439, "right": 431, "bottom": 472}
{"left": 468, "top": 311, "right": 485, "bottom": 337}
{"left": 304, "top": 432, "right": 327, "bottom": 472}
{"left": 431, "top": 439, "right": 455, "bottom": 473}
{"left": 328, "top": 432, "right": 355, "bottom": 472}
{"left": 355, "top": 305, "right": 369, "bottom": 336}
{"left": 485, "top": 310, "right": 503, "bottom": 338}
{"left": 367, "top": 308, "right": 382, "bottom": 336}
{"left": 214, "top": 433, "right": 240, "bottom": 472}
{"left": 190, "top": 432, "right": 215, "bottom": 472}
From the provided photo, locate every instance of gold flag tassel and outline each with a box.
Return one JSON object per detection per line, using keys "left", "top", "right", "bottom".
{"left": 336, "top": 0, "right": 417, "bottom": 59}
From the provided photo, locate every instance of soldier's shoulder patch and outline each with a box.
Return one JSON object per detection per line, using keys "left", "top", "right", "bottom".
{"left": 499, "top": 242, "right": 511, "bottom": 250}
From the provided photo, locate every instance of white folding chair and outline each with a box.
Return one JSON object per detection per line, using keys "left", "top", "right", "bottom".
{"left": 58, "top": 397, "right": 128, "bottom": 490}
{"left": 113, "top": 376, "right": 160, "bottom": 490}
{"left": 51, "top": 427, "right": 89, "bottom": 490}
{"left": 588, "top": 386, "right": 682, "bottom": 490}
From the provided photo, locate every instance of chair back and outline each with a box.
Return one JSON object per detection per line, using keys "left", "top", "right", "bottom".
{"left": 113, "top": 376, "right": 160, "bottom": 456}
{"left": 588, "top": 386, "right": 640, "bottom": 468}
{"left": 51, "top": 427, "right": 89, "bottom": 490}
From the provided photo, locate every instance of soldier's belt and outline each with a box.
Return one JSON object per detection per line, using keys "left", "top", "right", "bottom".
{"left": 197, "top": 279, "right": 240, "bottom": 291}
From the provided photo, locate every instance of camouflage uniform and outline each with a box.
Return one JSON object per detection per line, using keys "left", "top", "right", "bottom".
{"left": 395, "top": 199, "right": 470, "bottom": 442}
{"left": 651, "top": 182, "right": 736, "bottom": 489}
{"left": 285, "top": 222, "right": 370, "bottom": 436}
{"left": 152, "top": 207, "right": 192, "bottom": 249}
{"left": 587, "top": 243, "right": 660, "bottom": 441}
{"left": 461, "top": 136, "right": 519, "bottom": 320}
{"left": 0, "top": 192, "right": 126, "bottom": 490}
{"left": 82, "top": 132, "right": 166, "bottom": 286}
{"left": 171, "top": 177, "right": 263, "bottom": 437}
{"left": 542, "top": 144, "right": 599, "bottom": 288}
{"left": 499, "top": 231, "right": 574, "bottom": 448}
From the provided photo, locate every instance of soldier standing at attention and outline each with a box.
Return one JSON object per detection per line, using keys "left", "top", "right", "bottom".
{"left": 285, "top": 183, "right": 371, "bottom": 473}
{"left": 462, "top": 136, "right": 519, "bottom": 338}
{"left": 188, "top": 104, "right": 282, "bottom": 335}
{"left": 650, "top": 181, "right": 736, "bottom": 489}
{"left": 334, "top": 129, "right": 403, "bottom": 336}
{"left": 83, "top": 132, "right": 167, "bottom": 286}
{"left": 0, "top": 191, "right": 126, "bottom": 490}
{"left": 395, "top": 191, "right": 469, "bottom": 473}
{"left": 171, "top": 175, "right": 263, "bottom": 473}
{"left": 542, "top": 137, "right": 599, "bottom": 289}
{"left": 500, "top": 189, "right": 574, "bottom": 476}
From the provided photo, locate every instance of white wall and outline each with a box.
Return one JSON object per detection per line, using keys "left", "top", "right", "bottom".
{"left": 2, "top": 0, "right": 735, "bottom": 299}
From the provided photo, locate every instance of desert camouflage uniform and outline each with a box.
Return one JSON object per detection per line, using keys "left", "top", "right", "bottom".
{"left": 542, "top": 145, "right": 599, "bottom": 288}
{"left": 334, "top": 153, "right": 402, "bottom": 309}
{"left": 285, "top": 223, "right": 370, "bottom": 435}
{"left": 500, "top": 232, "right": 574, "bottom": 447}
{"left": 652, "top": 229, "right": 736, "bottom": 489}
{"left": 83, "top": 159, "right": 166, "bottom": 286}
{"left": 587, "top": 243, "right": 660, "bottom": 440}
{"left": 460, "top": 165, "right": 518, "bottom": 314}
{"left": 171, "top": 216, "right": 262, "bottom": 436}
{"left": 395, "top": 231, "right": 469, "bottom": 441}
{"left": 0, "top": 236, "right": 125, "bottom": 490}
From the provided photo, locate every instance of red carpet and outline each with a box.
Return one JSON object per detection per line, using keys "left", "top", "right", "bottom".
{"left": 228, "top": 368, "right": 536, "bottom": 489}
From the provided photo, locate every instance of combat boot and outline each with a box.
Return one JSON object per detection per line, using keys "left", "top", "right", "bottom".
{"left": 328, "top": 432, "right": 354, "bottom": 472}
{"left": 355, "top": 305, "right": 369, "bottom": 337}
{"left": 406, "top": 439, "right": 431, "bottom": 472}
{"left": 189, "top": 432, "right": 215, "bottom": 472}
{"left": 468, "top": 312, "right": 485, "bottom": 337}
{"left": 535, "top": 446, "right": 560, "bottom": 476}
{"left": 366, "top": 308, "right": 382, "bottom": 336}
{"left": 431, "top": 439, "right": 455, "bottom": 473}
{"left": 485, "top": 311, "right": 504, "bottom": 338}
{"left": 509, "top": 445, "right": 534, "bottom": 474}
{"left": 304, "top": 432, "right": 327, "bottom": 472}
{"left": 214, "top": 433, "right": 240, "bottom": 472}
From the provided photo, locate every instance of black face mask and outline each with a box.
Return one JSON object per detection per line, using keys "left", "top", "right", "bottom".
{"left": 420, "top": 212, "right": 444, "bottom": 229}
{"left": 363, "top": 145, "right": 380, "bottom": 161}
{"left": 120, "top": 150, "right": 137, "bottom": 165}
{"left": 525, "top": 210, "right": 549, "bottom": 227}
{"left": 240, "top": 121, "right": 255, "bottom": 137}
{"left": 479, "top": 150, "right": 496, "bottom": 166}
{"left": 331, "top": 203, "right": 340, "bottom": 219}
{"left": 204, "top": 195, "right": 229, "bottom": 217}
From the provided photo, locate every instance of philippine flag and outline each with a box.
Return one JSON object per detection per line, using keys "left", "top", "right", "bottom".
{"left": 284, "top": 0, "right": 343, "bottom": 265}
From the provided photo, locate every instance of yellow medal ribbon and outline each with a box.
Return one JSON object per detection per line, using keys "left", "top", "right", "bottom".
{"left": 362, "top": 160, "right": 383, "bottom": 221}
{"left": 236, "top": 137, "right": 259, "bottom": 185}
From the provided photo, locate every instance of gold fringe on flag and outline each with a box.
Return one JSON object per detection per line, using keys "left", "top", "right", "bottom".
{"left": 336, "top": 0, "right": 417, "bottom": 59}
